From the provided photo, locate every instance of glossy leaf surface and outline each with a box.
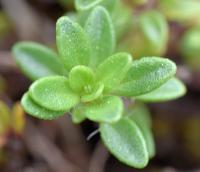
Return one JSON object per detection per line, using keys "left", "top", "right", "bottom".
{"left": 100, "top": 118, "right": 148, "bottom": 168}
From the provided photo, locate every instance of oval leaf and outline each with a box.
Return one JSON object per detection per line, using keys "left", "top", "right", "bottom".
{"left": 100, "top": 117, "right": 149, "bottom": 168}
{"left": 84, "top": 6, "right": 115, "bottom": 67}
{"left": 56, "top": 16, "right": 92, "bottom": 71}
{"left": 79, "top": 96, "right": 123, "bottom": 123}
{"left": 29, "top": 76, "right": 80, "bottom": 111}
{"left": 136, "top": 77, "right": 186, "bottom": 102}
{"left": 22, "top": 92, "right": 65, "bottom": 120}
{"left": 69, "top": 65, "right": 95, "bottom": 93}
{"left": 113, "top": 57, "right": 176, "bottom": 96}
{"left": 127, "top": 105, "right": 155, "bottom": 158}
{"left": 12, "top": 42, "right": 64, "bottom": 81}
{"left": 96, "top": 52, "right": 132, "bottom": 92}
{"left": 75, "top": 0, "right": 103, "bottom": 11}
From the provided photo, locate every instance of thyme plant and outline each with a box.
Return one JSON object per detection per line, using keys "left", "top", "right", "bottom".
{"left": 12, "top": 2, "right": 186, "bottom": 169}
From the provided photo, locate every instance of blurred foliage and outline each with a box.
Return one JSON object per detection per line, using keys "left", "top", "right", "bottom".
{"left": 180, "top": 26, "right": 200, "bottom": 70}
{"left": 0, "top": 76, "right": 6, "bottom": 94}
{"left": 0, "top": 11, "right": 11, "bottom": 39}
{"left": 0, "top": 101, "right": 25, "bottom": 147}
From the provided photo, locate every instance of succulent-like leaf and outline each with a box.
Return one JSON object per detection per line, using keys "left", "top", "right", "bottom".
{"left": 22, "top": 93, "right": 65, "bottom": 120}
{"left": 12, "top": 42, "right": 64, "bottom": 81}
{"left": 56, "top": 17, "right": 92, "bottom": 71}
{"left": 136, "top": 77, "right": 186, "bottom": 102}
{"left": 100, "top": 117, "right": 149, "bottom": 168}
{"left": 96, "top": 52, "right": 132, "bottom": 92}
{"left": 81, "top": 83, "right": 104, "bottom": 102}
{"left": 72, "top": 105, "right": 86, "bottom": 124}
{"left": 113, "top": 57, "right": 176, "bottom": 96}
{"left": 69, "top": 65, "right": 95, "bottom": 93}
{"left": 75, "top": 0, "right": 103, "bottom": 11}
{"left": 84, "top": 6, "right": 115, "bottom": 66}
{"left": 127, "top": 105, "right": 155, "bottom": 158}
{"left": 78, "top": 96, "right": 123, "bottom": 123}
{"left": 29, "top": 76, "right": 80, "bottom": 111}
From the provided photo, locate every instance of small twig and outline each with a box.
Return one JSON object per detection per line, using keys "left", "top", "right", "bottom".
{"left": 24, "top": 119, "right": 82, "bottom": 172}
{"left": 87, "top": 129, "right": 99, "bottom": 141}
{"left": 88, "top": 141, "right": 109, "bottom": 172}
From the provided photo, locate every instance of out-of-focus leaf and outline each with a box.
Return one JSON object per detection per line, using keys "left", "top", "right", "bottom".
{"left": 0, "top": 101, "right": 10, "bottom": 135}
{"left": 12, "top": 42, "right": 64, "bottom": 81}
{"left": 75, "top": 0, "right": 103, "bottom": 11}
{"left": 11, "top": 103, "right": 25, "bottom": 134}
{"left": 180, "top": 27, "right": 200, "bottom": 70}
{"left": 100, "top": 117, "right": 148, "bottom": 168}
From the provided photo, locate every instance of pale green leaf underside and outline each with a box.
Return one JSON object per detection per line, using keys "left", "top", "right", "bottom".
{"left": 113, "top": 57, "right": 176, "bottom": 96}
{"left": 136, "top": 77, "right": 186, "bottom": 102}
{"left": 100, "top": 117, "right": 148, "bottom": 168}
{"left": 56, "top": 16, "right": 92, "bottom": 71}
{"left": 29, "top": 76, "right": 80, "bottom": 111}
{"left": 12, "top": 42, "right": 63, "bottom": 81}
{"left": 72, "top": 105, "right": 86, "bottom": 124}
{"left": 69, "top": 65, "right": 95, "bottom": 93}
{"left": 84, "top": 6, "right": 115, "bottom": 66}
{"left": 96, "top": 52, "right": 132, "bottom": 92}
{"left": 75, "top": 0, "right": 103, "bottom": 11}
{"left": 79, "top": 96, "right": 123, "bottom": 123}
{"left": 22, "top": 92, "right": 65, "bottom": 120}
{"left": 127, "top": 105, "right": 155, "bottom": 158}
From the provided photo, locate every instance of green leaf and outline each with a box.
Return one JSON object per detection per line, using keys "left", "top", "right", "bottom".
{"left": 69, "top": 65, "right": 95, "bottom": 93}
{"left": 56, "top": 16, "right": 92, "bottom": 71}
{"left": 72, "top": 105, "right": 86, "bottom": 124}
{"left": 136, "top": 77, "right": 186, "bottom": 102}
{"left": 75, "top": 0, "right": 103, "bottom": 11}
{"left": 78, "top": 96, "right": 123, "bottom": 123}
{"left": 81, "top": 83, "right": 104, "bottom": 102}
{"left": 100, "top": 117, "right": 149, "bottom": 168}
{"left": 140, "top": 10, "right": 168, "bottom": 52}
{"left": 29, "top": 76, "right": 80, "bottom": 111}
{"left": 113, "top": 57, "right": 176, "bottom": 96}
{"left": 96, "top": 52, "right": 132, "bottom": 92}
{"left": 22, "top": 92, "right": 65, "bottom": 120}
{"left": 84, "top": 6, "right": 115, "bottom": 66}
{"left": 12, "top": 42, "right": 64, "bottom": 81}
{"left": 127, "top": 105, "right": 155, "bottom": 158}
